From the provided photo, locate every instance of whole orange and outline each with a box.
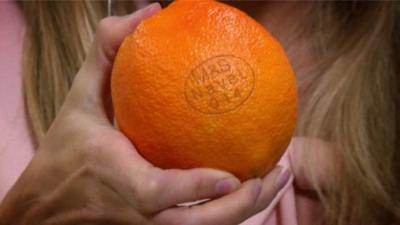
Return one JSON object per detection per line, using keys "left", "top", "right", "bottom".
{"left": 111, "top": 0, "right": 297, "bottom": 180}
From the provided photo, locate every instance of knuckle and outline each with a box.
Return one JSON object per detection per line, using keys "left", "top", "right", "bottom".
{"left": 133, "top": 173, "right": 162, "bottom": 212}
{"left": 96, "top": 17, "right": 116, "bottom": 36}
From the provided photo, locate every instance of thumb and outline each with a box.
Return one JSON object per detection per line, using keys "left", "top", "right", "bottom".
{"left": 66, "top": 3, "right": 161, "bottom": 122}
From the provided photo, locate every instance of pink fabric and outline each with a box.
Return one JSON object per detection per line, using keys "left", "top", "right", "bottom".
{"left": 240, "top": 153, "right": 297, "bottom": 225}
{"left": 0, "top": 3, "right": 298, "bottom": 223}
{"left": 0, "top": 1, "right": 35, "bottom": 202}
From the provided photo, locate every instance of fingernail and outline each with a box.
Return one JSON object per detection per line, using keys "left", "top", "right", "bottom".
{"left": 215, "top": 177, "right": 241, "bottom": 195}
{"left": 275, "top": 167, "right": 291, "bottom": 191}
{"left": 141, "top": 3, "right": 161, "bottom": 17}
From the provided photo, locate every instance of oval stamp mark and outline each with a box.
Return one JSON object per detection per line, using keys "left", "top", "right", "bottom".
{"left": 185, "top": 55, "right": 255, "bottom": 114}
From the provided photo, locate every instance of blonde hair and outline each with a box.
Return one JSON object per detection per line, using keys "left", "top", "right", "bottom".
{"left": 19, "top": 1, "right": 136, "bottom": 142}
{"left": 297, "top": 3, "right": 400, "bottom": 225}
{"left": 19, "top": 1, "right": 399, "bottom": 225}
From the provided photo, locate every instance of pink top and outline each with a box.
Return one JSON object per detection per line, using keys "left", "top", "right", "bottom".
{"left": 0, "top": 2, "right": 308, "bottom": 225}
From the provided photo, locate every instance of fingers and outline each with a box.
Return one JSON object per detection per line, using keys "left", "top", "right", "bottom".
{"left": 155, "top": 166, "right": 292, "bottom": 225}
{"left": 65, "top": 3, "right": 161, "bottom": 121}
{"left": 96, "top": 152, "right": 242, "bottom": 214}
{"left": 88, "top": 136, "right": 241, "bottom": 214}
{"left": 134, "top": 168, "right": 241, "bottom": 212}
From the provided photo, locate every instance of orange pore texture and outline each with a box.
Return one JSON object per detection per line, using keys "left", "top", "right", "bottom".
{"left": 111, "top": 0, "right": 298, "bottom": 180}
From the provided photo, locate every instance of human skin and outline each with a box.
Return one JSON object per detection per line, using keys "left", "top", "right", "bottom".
{"left": 0, "top": 3, "right": 290, "bottom": 225}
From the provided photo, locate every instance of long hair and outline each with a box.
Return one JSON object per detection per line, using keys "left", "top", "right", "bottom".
{"left": 19, "top": 1, "right": 400, "bottom": 225}
{"left": 296, "top": 2, "right": 400, "bottom": 225}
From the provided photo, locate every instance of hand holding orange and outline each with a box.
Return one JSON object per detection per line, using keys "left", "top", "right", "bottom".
{"left": 111, "top": 0, "right": 297, "bottom": 180}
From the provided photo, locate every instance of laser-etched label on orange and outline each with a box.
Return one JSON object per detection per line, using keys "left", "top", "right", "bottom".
{"left": 185, "top": 55, "right": 255, "bottom": 114}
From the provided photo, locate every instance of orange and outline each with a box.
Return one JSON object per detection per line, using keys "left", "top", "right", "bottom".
{"left": 111, "top": 0, "right": 297, "bottom": 180}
